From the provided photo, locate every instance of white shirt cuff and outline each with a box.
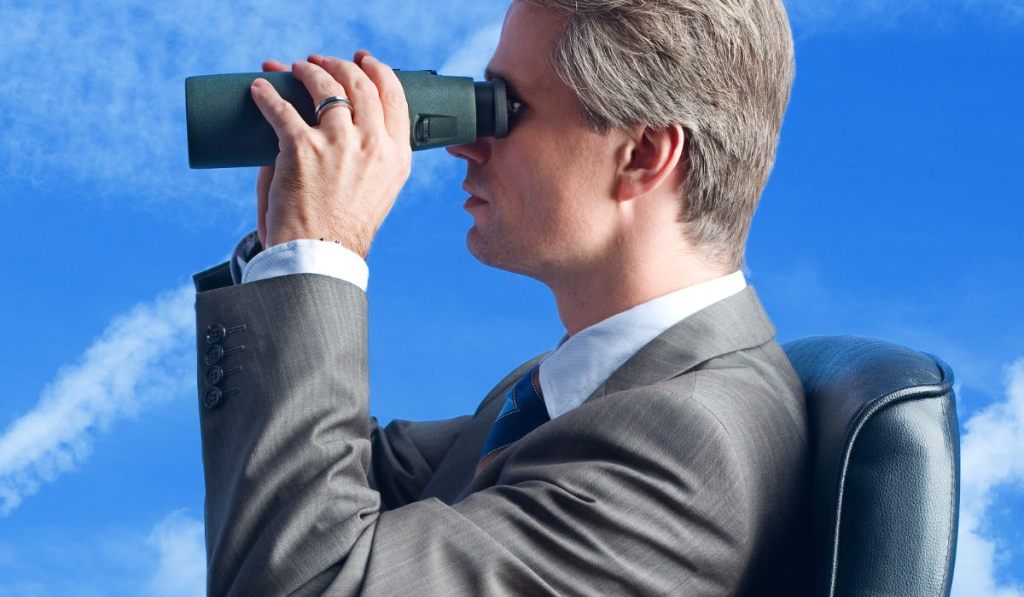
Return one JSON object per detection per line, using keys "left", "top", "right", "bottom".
{"left": 242, "top": 239, "right": 369, "bottom": 292}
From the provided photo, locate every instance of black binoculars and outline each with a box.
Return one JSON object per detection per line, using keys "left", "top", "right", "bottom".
{"left": 185, "top": 70, "right": 512, "bottom": 169}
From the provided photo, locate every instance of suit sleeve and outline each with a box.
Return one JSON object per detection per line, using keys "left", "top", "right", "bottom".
{"left": 368, "top": 415, "right": 472, "bottom": 510}
{"left": 196, "top": 274, "right": 753, "bottom": 596}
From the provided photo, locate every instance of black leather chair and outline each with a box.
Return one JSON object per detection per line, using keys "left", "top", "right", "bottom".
{"left": 783, "top": 336, "right": 960, "bottom": 597}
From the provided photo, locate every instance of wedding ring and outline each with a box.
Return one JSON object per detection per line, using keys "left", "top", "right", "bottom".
{"left": 315, "top": 96, "right": 353, "bottom": 124}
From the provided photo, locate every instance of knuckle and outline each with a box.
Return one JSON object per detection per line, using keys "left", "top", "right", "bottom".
{"left": 328, "top": 132, "right": 350, "bottom": 151}
{"left": 341, "top": 126, "right": 360, "bottom": 145}
{"left": 361, "top": 134, "right": 386, "bottom": 157}
{"left": 318, "top": 79, "right": 338, "bottom": 97}
{"left": 381, "top": 89, "right": 405, "bottom": 110}
{"left": 291, "top": 130, "right": 319, "bottom": 153}
{"left": 349, "top": 77, "right": 372, "bottom": 95}
{"left": 309, "top": 133, "right": 330, "bottom": 154}
{"left": 272, "top": 100, "right": 291, "bottom": 117}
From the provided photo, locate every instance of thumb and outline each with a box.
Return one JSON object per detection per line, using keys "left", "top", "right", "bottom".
{"left": 256, "top": 164, "right": 275, "bottom": 247}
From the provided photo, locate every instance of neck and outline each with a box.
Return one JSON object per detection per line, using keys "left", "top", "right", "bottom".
{"left": 545, "top": 245, "right": 731, "bottom": 336}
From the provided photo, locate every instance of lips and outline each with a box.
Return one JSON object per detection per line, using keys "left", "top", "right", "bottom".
{"left": 461, "top": 181, "right": 489, "bottom": 202}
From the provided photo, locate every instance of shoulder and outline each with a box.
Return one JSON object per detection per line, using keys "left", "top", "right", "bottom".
{"left": 578, "top": 338, "right": 804, "bottom": 437}
{"left": 546, "top": 338, "right": 808, "bottom": 498}
{"left": 690, "top": 340, "right": 807, "bottom": 450}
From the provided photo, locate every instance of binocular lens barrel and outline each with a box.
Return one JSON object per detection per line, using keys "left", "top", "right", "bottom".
{"left": 185, "top": 70, "right": 509, "bottom": 169}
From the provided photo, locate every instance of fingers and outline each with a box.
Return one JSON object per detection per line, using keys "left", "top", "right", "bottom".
{"left": 262, "top": 59, "right": 289, "bottom": 73}
{"left": 311, "top": 57, "right": 386, "bottom": 133}
{"left": 250, "top": 78, "right": 308, "bottom": 151}
{"left": 354, "top": 51, "right": 411, "bottom": 144}
{"left": 292, "top": 60, "right": 355, "bottom": 128}
{"left": 255, "top": 59, "right": 286, "bottom": 249}
{"left": 352, "top": 49, "right": 371, "bottom": 65}
{"left": 254, "top": 52, "right": 405, "bottom": 149}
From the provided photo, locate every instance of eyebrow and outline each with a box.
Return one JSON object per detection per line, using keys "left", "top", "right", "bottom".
{"left": 485, "top": 66, "right": 530, "bottom": 96}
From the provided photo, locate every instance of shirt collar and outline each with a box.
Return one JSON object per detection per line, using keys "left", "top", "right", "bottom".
{"left": 538, "top": 271, "right": 747, "bottom": 419}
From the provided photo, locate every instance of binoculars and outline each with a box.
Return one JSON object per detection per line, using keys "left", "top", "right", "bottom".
{"left": 185, "top": 70, "right": 512, "bottom": 169}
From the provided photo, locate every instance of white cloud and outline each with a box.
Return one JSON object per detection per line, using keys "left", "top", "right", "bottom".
{"left": 0, "top": 283, "right": 194, "bottom": 516}
{"left": 146, "top": 509, "right": 206, "bottom": 597}
{"left": 953, "top": 359, "right": 1024, "bottom": 596}
{"left": 440, "top": 23, "right": 503, "bottom": 79}
{"left": 0, "top": 509, "right": 206, "bottom": 595}
{"left": 0, "top": 0, "right": 507, "bottom": 218}
{"left": 0, "top": 7, "right": 506, "bottom": 517}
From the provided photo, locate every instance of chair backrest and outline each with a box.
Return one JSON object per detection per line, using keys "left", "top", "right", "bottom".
{"left": 783, "top": 336, "right": 960, "bottom": 597}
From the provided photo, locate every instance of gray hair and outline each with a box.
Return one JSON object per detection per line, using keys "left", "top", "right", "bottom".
{"left": 525, "top": 0, "right": 795, "bottom": 269}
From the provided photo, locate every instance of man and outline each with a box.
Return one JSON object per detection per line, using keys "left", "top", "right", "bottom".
{"left": 193, "top": 0, "right": 807, "bottom": 594}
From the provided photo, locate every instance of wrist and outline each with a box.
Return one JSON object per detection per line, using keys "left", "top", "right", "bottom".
{"left": 317, "top": 237, "right": 368, "bottom": 260}
{"left": 267, "top": 227, "right": 369, "bottom": 259}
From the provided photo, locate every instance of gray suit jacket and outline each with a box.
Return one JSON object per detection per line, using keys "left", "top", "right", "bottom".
{"left": 193, "top": 265, "right": 809, "bottom": 596}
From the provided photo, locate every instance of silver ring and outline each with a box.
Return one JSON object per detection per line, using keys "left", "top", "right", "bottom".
{"left": 315, "top": 96, "right": 353, "bottom": 124}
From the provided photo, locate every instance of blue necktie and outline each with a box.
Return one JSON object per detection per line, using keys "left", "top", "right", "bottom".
{"left": 477, "top": 364, "right": 550, "bottom": 473}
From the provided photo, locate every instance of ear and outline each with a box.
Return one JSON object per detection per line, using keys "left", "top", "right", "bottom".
{"left": 613, "top": 124, "right": 686, "bottom": 202}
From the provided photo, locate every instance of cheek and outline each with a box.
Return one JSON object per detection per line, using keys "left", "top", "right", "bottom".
{"left": 494, "top": 129, "right": 613, "bottom": 229}
{"left": 524, "top": 175, "right": 594, "bottom": 246}
{"left": 545, "top": 162, "right": 619, "bottom": 247}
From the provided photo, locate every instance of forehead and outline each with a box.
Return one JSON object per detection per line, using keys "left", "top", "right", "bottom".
{"left": 485, "top": 1, "right": 569, "bottom": 95}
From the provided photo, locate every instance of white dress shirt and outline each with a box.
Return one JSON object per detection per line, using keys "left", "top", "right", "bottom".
{"left": 232, "top": 232, "right": 369, "bottom": 291}
{"left": 536, "top": 271, "right": 746, "bottom": 419}
{"left": 233, "top": 234, "right": 746, "bottom": 420}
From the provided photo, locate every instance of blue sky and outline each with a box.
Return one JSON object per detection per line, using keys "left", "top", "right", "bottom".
{"left": 0, "top": 0, "right": 1021, "bottom": 594}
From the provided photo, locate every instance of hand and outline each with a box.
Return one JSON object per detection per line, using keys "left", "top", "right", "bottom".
{"left": 251, "top": 51, "right": 412, "bottom": 258}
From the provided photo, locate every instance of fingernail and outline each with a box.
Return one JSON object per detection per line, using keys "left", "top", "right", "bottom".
{"left": 251, "top": 78, "right": 267, "bottom": 88}
{"left": 364, "top": 55, "right": 377, "bottom": 64}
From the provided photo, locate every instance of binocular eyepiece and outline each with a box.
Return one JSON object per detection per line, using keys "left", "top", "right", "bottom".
{"left": 185, "top": 70, "right": 512, "bottom": 169}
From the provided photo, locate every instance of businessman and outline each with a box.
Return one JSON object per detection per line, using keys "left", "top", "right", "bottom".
{"left": 193, "top": 0, "right": 808, "bottom": 594}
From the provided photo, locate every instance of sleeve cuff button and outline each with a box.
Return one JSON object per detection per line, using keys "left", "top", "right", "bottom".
{"left": 205, "top": 366, "right": 224, "bottom": 386}
{"left": 203, "top": 387, "right": 223, "bottom": 409}
{"left": 205, "top": 345, "right": 224, "bottom": 366}
{"left": 205, "top": 324, "right": 227, "bottom": 345}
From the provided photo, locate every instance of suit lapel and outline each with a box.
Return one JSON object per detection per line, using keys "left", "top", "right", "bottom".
{"left": 430, "top": 286, "right": 776, "bottom": 502}
{"left": 586, "top": 286, "right": 776, "bottom": 400}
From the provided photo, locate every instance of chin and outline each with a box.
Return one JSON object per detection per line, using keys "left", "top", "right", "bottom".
{"left": 465, "top": 226, "right": 494, "bottom": 266}
{"left": 467, "top": 227, "right": 510, "bottom": 269}
{"left": 466, "top": 228, "right": 540, "bottom": 278}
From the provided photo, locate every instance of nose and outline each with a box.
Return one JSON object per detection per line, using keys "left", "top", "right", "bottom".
{"left": 445, "top": 136, "right": 491, "bottom": 164}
